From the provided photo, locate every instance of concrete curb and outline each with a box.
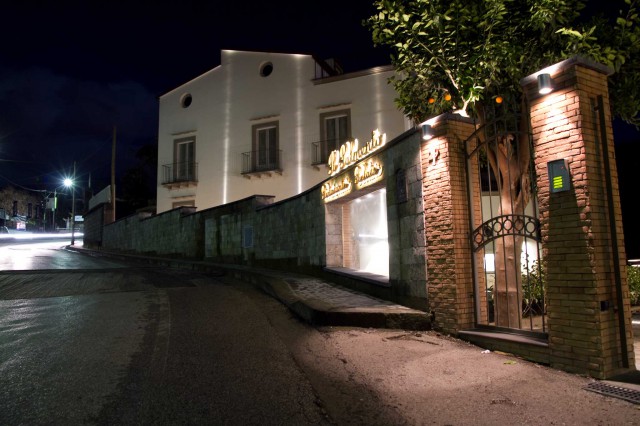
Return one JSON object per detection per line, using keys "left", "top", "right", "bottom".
{"left": 67, "top": 246, "right": 226, "bottom": 276}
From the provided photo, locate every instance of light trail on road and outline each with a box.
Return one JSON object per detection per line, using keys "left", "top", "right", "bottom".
{"left": 0, "top": 240, "right": 79, "bottom": 271}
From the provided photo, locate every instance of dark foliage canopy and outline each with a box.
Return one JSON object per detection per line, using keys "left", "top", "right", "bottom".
{"left": 366, "top": 0, "right": 640, "bottom": 126}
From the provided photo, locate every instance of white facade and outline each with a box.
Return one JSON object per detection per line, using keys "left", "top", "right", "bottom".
{"left": 157, "top": 50, "right": 409, "bottom": 213}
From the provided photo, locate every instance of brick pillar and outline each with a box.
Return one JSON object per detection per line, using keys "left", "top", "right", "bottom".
{"left": 325, "top": 203, "right": 343, "bottom": 268}
{"left": 522, "top": 57, "right": 634, "bottom": 378}
{"left": 422, "top": 113, "right": 476, "bottom": 334}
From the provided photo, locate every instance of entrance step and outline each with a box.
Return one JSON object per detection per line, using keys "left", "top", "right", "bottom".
{"left": 458, "top": 329, "right": 550, "bottom": 365}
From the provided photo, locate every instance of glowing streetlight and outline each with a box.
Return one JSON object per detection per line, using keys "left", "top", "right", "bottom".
{"left": 63, "top": 162, "right": 76, "bottom": 245}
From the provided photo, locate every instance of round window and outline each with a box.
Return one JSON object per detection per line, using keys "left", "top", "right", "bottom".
{"left": 181, "top": 93, "right": 193, "bottom": 108}
{"left": 260, "top": 62, "right": 274, "bottom": 77}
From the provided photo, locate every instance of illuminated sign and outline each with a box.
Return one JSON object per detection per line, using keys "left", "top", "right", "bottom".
{"left": 354, "top": 158, "right": 383, "bottom": 189}
{"left": 322, "top": 156, "right": 384, "bottom": 203}
{"left": 46, "top": 197, "right": 57, "bottom": 210}
{"left": 552, "top": 176, "right": 563, "bottom": 189}
{"left": 321, "top": 176, "right": 353, "bottom": 202}
{"left": 327, "top": 129, "right": 387, "bottom": 176}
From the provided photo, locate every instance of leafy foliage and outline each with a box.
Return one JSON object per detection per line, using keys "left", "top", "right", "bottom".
{"left": 519, "top": 261, "right": 640, "bottom": 309}
{"left": 365, "top": 0, "right": 640, "bottom": 126}
{"left": 558, "top": 1, "right": 640, "bottom": 126}
{"left": 120, "top": 143, "right": 157, "bottom": 216}
{"left": 522, "top": 258, "right": 546, "bottom": 316}
{"left": 628, "top": 265, "right": 640, "bottom": 305}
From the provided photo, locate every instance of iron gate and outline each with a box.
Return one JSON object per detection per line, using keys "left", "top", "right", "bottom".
{"left": 464, "top": 102, "right": 546, "bottom": 335}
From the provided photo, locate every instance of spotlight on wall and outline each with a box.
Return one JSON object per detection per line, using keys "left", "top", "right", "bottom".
{"left": 537, "top": 73, "right": 553, "bottom": 95}
{"left": 421, "top": 124, "right": 434, "bottom": 140}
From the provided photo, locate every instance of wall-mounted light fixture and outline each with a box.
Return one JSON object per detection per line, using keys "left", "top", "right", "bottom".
{"left": 537, "top": 73, "right": 553, "bottom": 95}
{"left": 421, "top": 124, "right": 434, "bottom": 140}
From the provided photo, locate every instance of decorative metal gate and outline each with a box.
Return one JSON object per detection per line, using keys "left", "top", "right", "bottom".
{"left": 464, "top": 102, "right": 546, "bottom": 335}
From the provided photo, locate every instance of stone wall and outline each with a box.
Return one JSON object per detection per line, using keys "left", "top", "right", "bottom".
{"left": 253, "top": 190, "right": 326, "bottom": 269}
{"left": 83, "top": 204, "right": 105, "bottom": 247}
{"left": 203, "top": 195, "right": 274, "bottom": 263}
{"left": 384, "top": 130, "right": 429, "bottom": 310}
{"left": 98, "top": 196, "right": 276, "bottom": 261}
{"left": 101, "top": 206, "right": 199, "bottom": 257}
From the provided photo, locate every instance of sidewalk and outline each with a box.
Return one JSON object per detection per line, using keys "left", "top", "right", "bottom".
{"left": 227, "top": 265, "right": 432, "bottom": 331}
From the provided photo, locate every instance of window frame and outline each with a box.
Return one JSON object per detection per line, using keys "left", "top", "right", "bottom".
{"left": 173, "top": 136, "right": 196, "bottom": 181}
{"left": 251, "top": 121, "right": 279, "bottom": 171}
{"left": 319, "top": 109, "right": 351, "bottom": 161}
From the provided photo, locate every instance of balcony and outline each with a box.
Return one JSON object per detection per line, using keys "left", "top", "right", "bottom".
{"left": 311, "top": 138, "right": 341, "bottom": 167}
{"left": 241, "top": 150, "right": 282, "bottom": 178}
{"left": 161, "top": 161, "right": 198, "bottom": 189}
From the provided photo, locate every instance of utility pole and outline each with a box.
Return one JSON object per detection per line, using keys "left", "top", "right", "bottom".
{"left": 53, "top": 189, "right": 56, "bottom": 232}
{"left": 111, "top": 125, "right": 116, "bottom": 223}
{"left": 71, "top": 161, "right": 76, "bottom": 245}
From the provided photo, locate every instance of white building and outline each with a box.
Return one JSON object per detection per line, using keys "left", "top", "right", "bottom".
{"left": 157, "top": 50, "right": 409, "bottom": 213}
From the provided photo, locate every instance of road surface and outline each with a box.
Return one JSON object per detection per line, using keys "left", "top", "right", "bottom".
{"left": 1, "top": 240, "right": 640, "bottom": 425}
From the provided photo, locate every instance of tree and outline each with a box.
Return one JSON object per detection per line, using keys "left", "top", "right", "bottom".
{"left": 120, "top": 143, "right": 157, "bottom": 216}
{"left": 366, "top": 0, "right": 639, "bottom": 327}
{"left": 366, "top": 0, "right": 639, "bottom": 125}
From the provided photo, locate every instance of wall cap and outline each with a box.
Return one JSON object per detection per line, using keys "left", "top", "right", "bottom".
{"left": 520, "top": 55, "right": 614, "bottom": 87}
{"left": 422, "top": 112, "right": 476, "bottom": 127}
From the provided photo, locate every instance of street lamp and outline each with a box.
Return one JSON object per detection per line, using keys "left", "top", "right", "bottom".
{"left": 63, "top": 162, "right": 76, "bottom": 245}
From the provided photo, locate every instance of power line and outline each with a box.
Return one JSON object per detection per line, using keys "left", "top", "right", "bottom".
{"left": 0, "top": 159, "right": 41, "bottom": 163}
{"left": 0, "top": 173, "right": 49, "bottom": 194}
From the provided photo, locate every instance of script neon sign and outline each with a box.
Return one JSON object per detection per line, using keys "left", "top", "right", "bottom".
{"left": 321, "top": 176, "right": 353, "bottom": 202}
{"left": 354, "top": 158, "right": 383, "bottom": 189}
{"left": 322, "top": 156, "right": 384, "bottom": 203}
{"left": 327, "top": 129, "right": 386, "bottom": 176}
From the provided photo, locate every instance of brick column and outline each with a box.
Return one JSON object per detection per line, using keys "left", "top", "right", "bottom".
{"left": 422, "top": 114, "right": 476, "bottom": 334}
{"left": 522, "top": 57, "right": 634, "bottom": 378}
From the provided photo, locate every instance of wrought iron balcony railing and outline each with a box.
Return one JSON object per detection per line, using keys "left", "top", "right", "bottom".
{"left": 311, "top": 138, "right": 343, "bottom": 165}
{"left": 162, "top": 161, "right": 198, "bottom": 185}
{"left": 241, "top": 150, "right": 282, "bottom": 175}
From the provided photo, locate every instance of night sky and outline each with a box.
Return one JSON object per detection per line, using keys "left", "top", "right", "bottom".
{"left": 1, "top": 1, "right": 638, "bottom": 256}
{"left": 0, "top": 0, "right": 390, "bottom": 190}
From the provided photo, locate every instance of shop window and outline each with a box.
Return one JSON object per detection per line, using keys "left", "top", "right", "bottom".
{"left": 342, "top": 188, "right": 389, "bottom": 277}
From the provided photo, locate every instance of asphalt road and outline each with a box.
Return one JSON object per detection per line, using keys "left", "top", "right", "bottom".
{"left": 0, "top": 241, "right": 331, "bottom": 425}
{"left": 2, "top": 240, "right": 640, "bottom": 425}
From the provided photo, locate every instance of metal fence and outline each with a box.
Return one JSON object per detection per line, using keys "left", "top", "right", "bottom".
{"left": 241, "top": 150, "right": 282, "bottom": 174}
{"left": 162, "top": 162, "right": 198, "bottom": 184}
{"left": 311, "top": 138, "right": 342, "bottom": 165}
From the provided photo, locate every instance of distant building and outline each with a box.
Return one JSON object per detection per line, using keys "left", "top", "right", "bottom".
{"left": 156, "top": 50, "right": 409, "bottom": 213}
{"left": 0, "top": 185, "right": 43, "bottom": 230}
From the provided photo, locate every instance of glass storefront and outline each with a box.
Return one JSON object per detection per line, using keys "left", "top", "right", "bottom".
{"left": 345, "top": 188, "right": 389, "bottom": 277}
